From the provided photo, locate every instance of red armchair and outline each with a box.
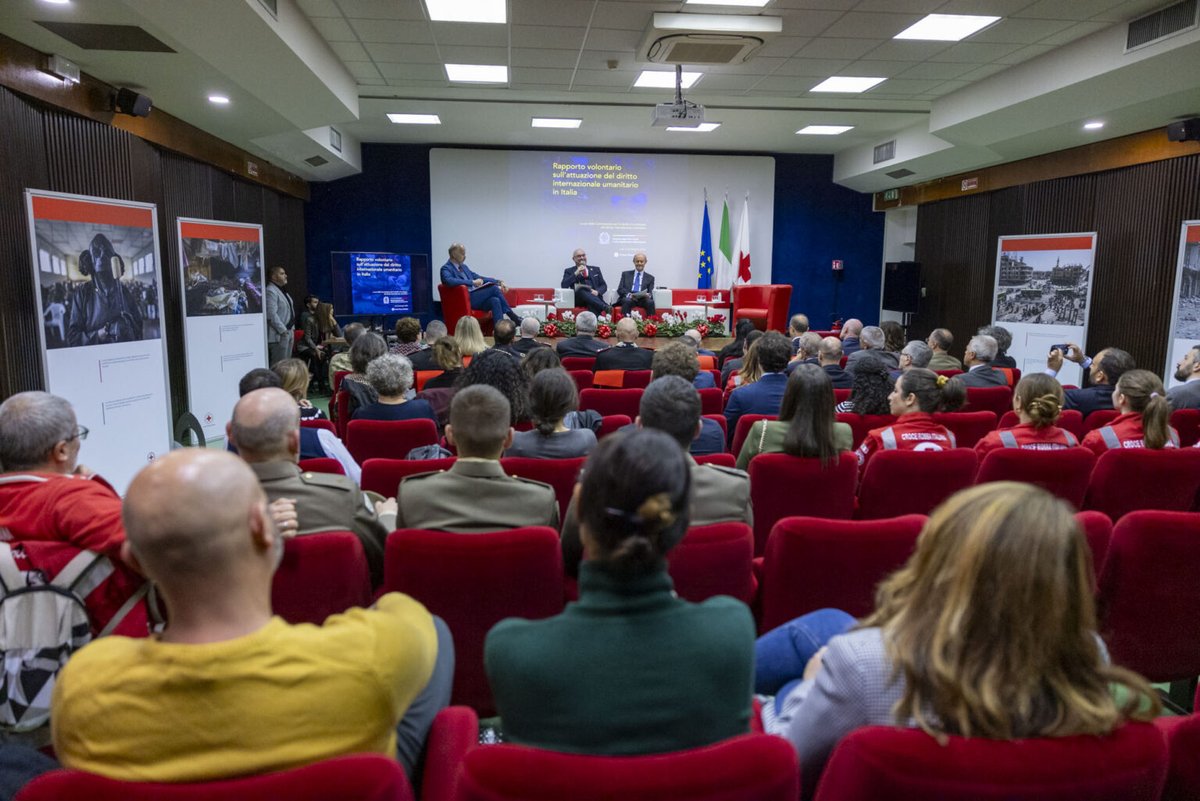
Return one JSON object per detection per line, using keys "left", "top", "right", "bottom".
{"left": 931, "top": 411, "right": 996, "bottom": 448}
{"left": 438, "top": 283, "right": 493, "bottom": 336}
{"left": 361, "top": 457, "right": 456, "bottom": 497}
{"left": 500, "top": 456, "right": 586, "bottom": 523}
{"left": 975, "top": 447, "right": 1096, "bottom": 508}
{"left": 748, "top": 452, "right": 858, "bottom": 555}
{"left": 346, "top": 419, "right": 439, "bottom": 464}
{"left": 856, "top": 449, "right": 979, "bottom": 520}
{"left": 1082, "top": 448, "right": 1200, "bottom": 520}
{"left": 732, "top": 284, "right": 792, "bottom": 332}
{"left": 667, "top": 522, "right": 756, "bottom": 605}
{"left": 271, "top": 531, "right": 372, "bottom": 625}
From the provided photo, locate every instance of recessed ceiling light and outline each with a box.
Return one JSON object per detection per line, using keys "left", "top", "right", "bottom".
{"left": 445, "top": 64, "right": 508, "bottom": 83}
{"left": 531, "top": 118, "right": 582, "bottom": 129}
{"left": 684, "top": 0, "right": 769, "bottom": 6}
{"left": 424, "top": 0, "right": 505, "bottom": 23}
{"left": 208, "top": 95, "right": 230, "bottom": 105}
{"left": 653, "top": 12, "right": 782, "bottom": 33}
{"left": 635, "top": 70, "right": 702, "bottom": 89}
{"left": 388, "top": 113, "right": 441, "bottom": 125}
{"left": 41, "top": 0, "right": 71, "bottom": 4}
{"left": 810, "top": 77, "right": 885, "bottom": 93}
{"left": 667, "top": 122, "right": 721, "bottom": 132}
{"left": 1083, "top": 121, "right": 1104, "bottom": 130}
{"left": 797, "top": 125, "right": 854, "bottom": 135}
{"left": 894, "top": 14, "right": 1000, "bottom": 41}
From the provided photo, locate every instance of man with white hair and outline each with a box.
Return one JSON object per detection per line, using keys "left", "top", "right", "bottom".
{"left": 555, "top": 311, "right": 610, "bottom": 357}
{"left": 593, "top": 318, "right": 653, "bottom": 370}
{"left": 681, "top": 328, "right": 717, "bottom": 358}
{"left": 959, "top": 334, "right": 1007, "bottom": 387}
{"left": 898, "top": 340, "right": 933, "bottom": 374}
{"left": 409, "top": 320, "right": 448, "bottom": 371}
{"left": 512, "top": 316, "right": 549, "bottom": 356}
{"left": 615, "top": 252, "right": 655, "bottom": 318}
{"left": 845, "top": 326, "right": 899, "bottom": 373}
{"left": 787, "top": 331, "right": 823, "bottom": 374}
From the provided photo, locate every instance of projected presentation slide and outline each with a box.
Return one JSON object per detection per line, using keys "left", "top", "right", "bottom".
{"left": 351, "top": 252, "right": 412, "bottom": 314}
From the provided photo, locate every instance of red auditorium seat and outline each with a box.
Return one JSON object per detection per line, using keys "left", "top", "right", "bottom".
{"left": 974, "top": 447, "right": 1096, "bottom": 508}
{"left": 698, "top": 388, "right": 724, "bottom": 415}
{"left": 702, "top": 413, "right": 728, "bottom": 444}
{"left": 500, "top": 456, "right": 586, "bottom": 523}
{"left": 1083, "top": 408, "right": 1120, "bottom": 432}
{"left": 833, "top": 388, "right": 850, "bottom": 404}
{"left": 667, "top": 522, "right": 756, "bottom": 605}
{"left": 332, "top": 370, "right": 350, "bottom": 395}
{"left": 757, "top": 514, "right": 926, "bottom": 633}
{"left": 1082, "top": 448, "right": 1200, "bottom": 520}
{"left": 1170, "top": 408, "right": 1200, "bottom": 447}
{"left": 14, "top": 754, "right": 415, "bottom": 801}
{"left": 1097, "top": 511, "right": 1200, "bottom": 683}
{"left": 856, "top": 449, "right": 979, "bottom": 520}
{"left": 963, "top": 386, "right": 1013, "bottom": 416}
{"left": 836, "top": 413, "right": 897, "bottom": 449}
{"left": 415, "top": 370, "right": 443, "bottom": 391}
{"left": 730, "top": 414, "right": 773, "bottom": 457}
{"left": 623, "top": 369, "right": 652, "bottom": 389}
{"left": 346, "top": 419, "right": 439, "bottom": 464}
{"left": 298, "top": 457, "right": 344, "bottom": 475}
{"left": 455, "top": 734, "right": 798, "bottom": 801}
{"left": 334, "top": 391, "right": 351, "bottom": 437}
{"left": 1162, "top": 713, "right": 1200, "bottom": 801}
{"left": 996, "top": 409, "right": 1085, "bottom": 440}
{"left": 300, "top": 418, "right": 336, "bottom": 434}
{"left": 695, "top": 452, "right": 735, "bottom": 467}
{"left": 560, "top": 356, "right": 596, "bottom": 371}
{"left": 933, "top": 369, "right": 963, "bottom": 379}
{"left": 932, "top": 411, "right": 997, "bottom": 448}
{"left": 567, "top": 369, "right": 593, "bottom": 392}
{"left": 813, "top": 724, "right": 1167, "bottom": 801}
{"left": 748, "top": 452, "right": 857, "bottom": 555}
{"left": 597, "top": 414, "right": 632, "bottom": 439}
{"left": 383, "top": 527, "right": 564, "bottom": 715}
{"left": 579, "top": 388, "right": 642, "bottom": 418}
{"left": 361, "top": 457, "right": 456, "bottom": 497}
{"left": 1075, "top": 510, "right": 1112, "bottom": 581}
{"left": 271, "top": 531, "right": 372, "bottom": 625}
{"left": 592, "top": 369, "right": 625, "bottom": 388}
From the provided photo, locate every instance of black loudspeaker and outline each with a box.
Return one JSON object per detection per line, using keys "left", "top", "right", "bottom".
{"left": 1168, "top": 118, "right": 1200, "bottom": 142}
{"left": 113, "top": 88, "right": 152, "bottom": 117}
{"left": 882, "top": 261, "right": 921, "bottom": 313}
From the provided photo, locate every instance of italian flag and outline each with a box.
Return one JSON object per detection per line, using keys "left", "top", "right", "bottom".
{"left": 715, "top": 196, "right": 733, "bottom": 290}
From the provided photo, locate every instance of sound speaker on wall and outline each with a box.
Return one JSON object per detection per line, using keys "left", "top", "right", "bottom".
{"left": 113, "top": 88, "right": 152, "bottom": 117}
{"left": 882, "top": 261, "right": 921, "bottom": 314}
{"left": 1167, "top": 118, "right": 1200, "bottom": 142}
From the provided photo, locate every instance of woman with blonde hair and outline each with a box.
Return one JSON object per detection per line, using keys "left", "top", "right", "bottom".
{"left": 421, "top": 336, "right": 464, "bottom": 390}
{"left": 272, "top": 358, "right": 326, "bottom": 421}
{"left": 1081, "top": 368, "right": 1179, "bottom": 456}
{"left": 975, "top": 373, "right": 1079, "bottom": 456}
{"left": 756, "top": 482, "right": 1159, "bottom": 794}
{"left": 453, "top": 316, "right": 489, "bottom": 358}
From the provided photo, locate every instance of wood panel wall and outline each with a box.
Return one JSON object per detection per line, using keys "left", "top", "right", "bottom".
{"left": 912, "top": 153, "right": 1200, "bottom": 374}
{"left": 0, "top": 86, "right": 307, "bottom": 422}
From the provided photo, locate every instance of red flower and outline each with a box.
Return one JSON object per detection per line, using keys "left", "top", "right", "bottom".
{"left": 546, "top": 311, "right": 558, "bottom": 320}
{"left": 649, "top": 314, "right": 662, "bottom": 323}
{"left": 596, "top": 324, "right": 612, "bottom": 339}
{"left": 643, "top": 323, "right": 658, "bottom": 337}
{"left": 708, "top": 314, "right": 725, "bottom": 324}
{"left": 544, "top": 323, "right": 560, "bottom": 338}
{"left": 696, "top": 324, "right": 709, "bottom": 337}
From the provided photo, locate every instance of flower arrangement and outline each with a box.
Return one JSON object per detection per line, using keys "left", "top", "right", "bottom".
{"left": 538, "top": 310, "right": 725, "bottom": 339}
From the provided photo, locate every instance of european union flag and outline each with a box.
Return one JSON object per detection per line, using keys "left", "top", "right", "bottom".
{"left": 697, "top": 198, "right": 713, "bottom": 289}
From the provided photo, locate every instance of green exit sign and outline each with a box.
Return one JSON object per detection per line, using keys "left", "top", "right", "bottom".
{"left": 883, "top": 189, "right": 899, "bottom": 201}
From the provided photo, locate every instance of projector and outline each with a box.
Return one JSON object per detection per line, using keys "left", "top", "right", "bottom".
{"left": 651, "top": 101, "right": 705, "bottom": 128}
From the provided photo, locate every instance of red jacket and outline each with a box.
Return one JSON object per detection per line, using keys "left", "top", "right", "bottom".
{"left": 1080, "top": 412, "right": 1179, "bottom": 457}
{"left": 856, "top": 413, "right": 957, "bottom": 472}
{"left": 975, "top": 422, "right": 1078, "bottom": 458}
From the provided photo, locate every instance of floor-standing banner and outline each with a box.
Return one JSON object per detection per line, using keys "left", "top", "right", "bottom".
{"left": 1164, "top": 221, "right": 1200, "bottom": 387}
{"left": 26, "top": 190, "right": 171, "bottom": 493}
{"left": 992, "top": 232, "right": 1098, "bottom": 387}
{"left": 177, "top": 218, "right": 266, "bottom": 444}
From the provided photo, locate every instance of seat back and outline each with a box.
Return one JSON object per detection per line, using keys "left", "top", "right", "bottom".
{"left": 813, "top": 724, "right": 1167, "bottom": 801}
{"left": 667, "top": 523, "right": 755, "bottom": 604}
{"left": 437, "top": 284, "right": 473, "bottom": 330}
{"left": 335, "top": 391, "right": 351, "bottom": 438}
{"left": 624, "top": 370, "right": 653, "bottom": 389}
{"left": 837, "top": 413, "right": 898, "bottom": 448}
{"left": 346, "top": 419, "right": 439, "bottom": 464}
{"left": 597, "top": 414, "right": 632, "bottom": 439}
{"left": 1170, "top": 408, "right": 1200, "bottom": 447}
{"left": 383, "top": 527, "right": 564, "bottom": 715}
{"left": 856, "top": 449, "right": 979, "bottom": 520}
{"left": 300, "top": 418, "right": 337, "bottom": 434}
{"left": 1075, "top": 510, "right": 1112, "bottom": 581}
{"left": 964, "top": 386, "right": 1013, "bottom": 416}
{"left": 500, "top": 456, "right": 586, "bottom": 523}
{"left": 1163, "top": 713, "right": 1200, "bottom": 801}
{"left": 833, "top": 388, "right": 850, "bottom": 404}
{"left": 695, "top": 452, "right": 735, "bottom": 467}
{"left": 456, "top": 734, "right": 798, "bottom": 801}
{"left": 1097, "top": 510, "right": 1200, "bottom": 681}
{"left": 361, "top": 457, "right": 456, "bottom": 497}
{"left": 298, "top": 457, "right": 344, "bottom": 475}
{"left": 758, "top": 514, "right": 926, "bottom": 632}
{"left": 1083, "top": 408, "right": 1121, "bottom": 431}
{"left": 748, "top": 452, "right": 857, "bottom": 555}
{"left": 15, "top": 754, "right": 414, "bottom": 801}
{"left": 332, "top": 370, "right": 350, "bottom": 395}
{"left": 560, "top": 356, "right": 596, "bottom": 371}
{"left": 730, "top": 414, "right": 773, "bottom": 457}
{"left": 932, "top": 411, "right": 997, "bottom": 447}
{"left": 271, "top": 532, "right": 372, "bottom": 625}
{"left": 592, "top": 369, "right": 625, "bottom": 388}
{"left": 579, "top": 388, "right": 643, "bottom": 418}
{"left": 415, "top": 370, "right": 443, "bottom": 391}
{"left": 975, "top": 447, "right": 1096, "bottom": 509}
{"left": 1083, "top": 448, "right": 1200, "bottom": 519}
{"left": 568, "top": 370, "right": 593, "bottom": 392}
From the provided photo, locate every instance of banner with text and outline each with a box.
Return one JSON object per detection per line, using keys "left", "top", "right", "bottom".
{"left": 991, "top": 232, "right": 1097, "bottom": 387}
{"left": 1164, "top": 221, "right": 1200, "bottom": 387}
{"left": 26, "top": 190, "right": 171, "bottom": 493}
{"left": 178, "top": 218, "right": 267, "bottom": 443}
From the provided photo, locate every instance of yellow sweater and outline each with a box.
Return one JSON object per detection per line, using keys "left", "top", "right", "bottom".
{"left": 52, "top": 593, "right": 437, "bottom": 782}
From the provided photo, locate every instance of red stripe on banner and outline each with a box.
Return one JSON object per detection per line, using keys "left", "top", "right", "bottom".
{"left": 1187, "top": 225, "right": 1200, "bottom": 244}
{"left": 32, "top": 196, "right": 153, "bottom": 229}
{"left": 1001, "top": 235, "right": 1094, "bottom": 252}
{"left": 179, "top": 222, "right": 261, "bottom": 242}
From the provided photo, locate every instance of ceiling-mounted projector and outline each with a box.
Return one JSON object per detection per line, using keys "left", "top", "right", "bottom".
{"left": 651, "top": 64, "right": 705, "bottom": 128}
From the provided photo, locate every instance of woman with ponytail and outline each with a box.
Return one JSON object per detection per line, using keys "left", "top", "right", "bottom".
{"left": 486, "top": 428, "right": 756, "bottom": 754}
{"left": 855, "top": 367, "right": 966, "bottom": 473}
{"left": 505, "top": 368, "right": 596, "bottom": 458}
{"left": 1081, "top": 369, "right": 1179, "bottom": 456}
{"left": 975, "top": 373, "right": 1079, "bottom": 456}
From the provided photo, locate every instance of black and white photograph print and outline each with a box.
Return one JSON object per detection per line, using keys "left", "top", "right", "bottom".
{"left": 1172, "top": 240, "right": 1200, "bottom": 339}
{"left": 994, "top": 248, "right": 1093, "bottom": 327}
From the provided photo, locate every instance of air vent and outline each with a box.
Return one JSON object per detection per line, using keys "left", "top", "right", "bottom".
{"left": 886, "top": 168, "right": 915, "bottom": 179}
{"left": 638, "top": 14, "right": 782, "bottom": 65}
{"left": 304, "top": 155, "right": 329, "bottom": 167}
{"left": 873, "top": 140, "right": 896, "bottom": 164}
{"left": 647, "top": 35, "right": 763, "bottom": 65}
{"left": 35, "top": 21, "right": 175, "bottom": 52}
{"left": 1126, "top": 0, "right": 1197, "bottom": 51}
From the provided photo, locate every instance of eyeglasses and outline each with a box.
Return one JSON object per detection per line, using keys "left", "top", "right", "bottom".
{"left": 66, "top": 425, "right": 89, "bottom": 442}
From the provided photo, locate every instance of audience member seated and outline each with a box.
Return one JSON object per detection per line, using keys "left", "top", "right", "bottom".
{"left": 979, "top": 324, "right": 1016, "bottom": 368}
{"left": 352, "top": 354, "right": 439, "bottom": 425}
{"left": 674, "top": 336, "right": 717, "bottom": 389}
{"left": 457, "top": 348, "right": 532, "bottom": 424}
{"left": 785, "top": 331, "right": 822, "bottom": 374}
{"left": 1047, "top": 344, "right": 1134, "bottom": 418}
{"left": 818, "top": 336, "right": 853, "bottom": 388}
{"left": 896, "top": 339, "right": 932, "bottom": 376}
{"left": 555, "top": 311, "right": 610, "bottom": 357}
{"left": 512, "top": 317, "right": 549, "bottom": 356}
{"left": 454, "top": 315, "right": 489, "bottom": 358}
{"left": 294, "top": 294, "right": 330, "bottom": 393}
{"left": 926, "top": 327, "right": 962, "bottom": 371}
{"left": 880, "top": 320, "right": 905, "bottom": 355}
{"left": 839, "top": 318, "right": 864, "bottom": 356}
{"left": 409, "top": 320, "right": 447, "bottom": 372}
{"left": 52, "top": 448, "right": 451, "bottom": 782}
{"left": 506, "top": 369, "right": 597, "bottom": 459}
{"left": 682, "top": 327, "right": 717, "bottom": 357}
{"left": 1169, "top": 343, "right": 1200, "bottom": 410}
{"left": 756, "top": 482, "right": 1158, "bottom": 794}
{"left": 788, "top": 314, "right": 810, "bottom": 355}
{"left": 856, "top": 368, "right": 965, "bottom": 472}
{"left": 229, "top": 388, "right": 391, "bottom": 584}
{"left": 1080, "top": 369, "right": 1179, "bottom": 456}
{"left": 273, "top": 358, "right": 327, "bottom": 421}
{"left": 522, "top": 345, "right": 561, "bottom": 378}
{"left": 736, "top": 364, "right": 853, "bottom": 470}
{"left": 0, "top": 392, "right": 146, "bottom": 634}
{"left": 724, "top": 334, "right": 764, "bottom": 393}
{"left": 486, "top": 429, "right": 754, "bottom": 755}
{"left": 328, "top": 321, "right": 365, "bottom": 376}
{"left": 340, "top": 331, "right": 387, "bottom": 420}
{"left": 562, "top": 377, "right": 752, "bottom": 574}
{"left": 835, "top": 355, "right": 892, "bottom": 415}
{"left": 724, "top": 331, "right": 791, "bottom": 441}
{"left": 958, "top": 334, "right": 1007, "bottom": 387}
{"left": 489, "top": 319, "right": 521, "bottom": 360}
{"left": 721, "top": 329, "right": 764, "bottom": 389}
{"left": 441, "top": 242, "right": 522, "bottom": 325}
{"left": 846, "top": 326, "right": 899, "bottom": 373}
{"left": 975, "top": 374, "right": 1079, "bottom": 456}
{"left": 422, "top": 337, "right": 464, "bottom": 390}
{"left": 389, "top": 316, "right": 425, "bottom": 358}
{"left": 394, "top": 386, "right": 559, "bottom": 531}
{"left": 648, "top": 343, "right": 723, "bottom": 454}
{"left": 717, "top": 319, "right": 757, "bottom": 370}
{"left": 593, "top": 318, "right": 653, "bottom": 371}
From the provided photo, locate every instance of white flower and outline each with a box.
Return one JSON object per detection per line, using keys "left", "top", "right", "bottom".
{"left": 562, "top": 310, "right": 575, "bottom": 321}
{"left": 632, "top": 309, "right": 643, "bottom": 320}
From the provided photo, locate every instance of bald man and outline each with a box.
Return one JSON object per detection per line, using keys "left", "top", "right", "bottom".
{"left": 839, "top": 318, "right": 863, "bottom": 356}
{"left": 616, "top": 252, "right": 655, "bottom": 318}
{"left": 52, "top": 449, "right": 451, "bottom": 783}
{"left": 593, "top": 318, "right": 654, "bottom": 371}
{"left": 228, "top": 388, "right": 390, "bottom": 584}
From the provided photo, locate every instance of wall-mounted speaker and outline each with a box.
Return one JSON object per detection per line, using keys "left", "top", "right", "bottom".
{"left": 1167, "top": 118, "right": 1200, "bottom": 142}
{"left": 113, "top": 88, "right": 152, "bottom": 117}
{"left": 882, "top": 261, "right": 921, "bottom": 314}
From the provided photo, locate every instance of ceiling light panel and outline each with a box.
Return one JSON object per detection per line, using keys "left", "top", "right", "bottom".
{"left": 652, "top": 12, "right": 783, "bottom": 33}
{"left": 797, "top": 125, "right": 853, "bottom": 135}
{"left": 208, "top": 95, "right": 230, "bottom": 104}
{"left": 424, "top": 0, "right": 505, "bottom": 23}
{"left": 635, "top": 70, "right": 702, "bottom": 89}
{"left": 445, "top": 64, "right": 508, "bottom": 83}
{"left": 810, "top": 76, "right": 885, "bottom": 93}
{"left": 893, "top": 14, "right": 1000, "bottom": 42}
{"left": 388, "top": 113, "right": 442, "bottom": 124}
{"left": 531, "top": 118, "right": 582, "bottom": 128}
{"left": 1083, "top": 121, "right": 1104, "bottom": 130}
{"left": 667, "top": 123, "right": 721, "bottom": 132}
{"left": 684, "top": 0, "right": 769, "bottom": 6}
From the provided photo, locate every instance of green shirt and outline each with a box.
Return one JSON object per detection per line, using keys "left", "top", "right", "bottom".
{"left": 736, "top": 420, "right": 854, "bottom": 470}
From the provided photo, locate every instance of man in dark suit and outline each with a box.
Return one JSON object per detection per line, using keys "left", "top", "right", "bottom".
{"left": 958, "top": 334, "right": 1007, "bottom": 387}
{"left": 555, "top": 311, "right": 610, "bottom": 357}
{"left": 1048, "top": 344, "right": 1133, "bottom": 418}
{"left": 440, "top": 243, "right": 521, "bottom": 325}
{"left": 408, "top": 320, "right": 446, "bottom": 372}
{"left": 786, "top": 332, "right": 822, "bottom": 374}
{"left": 839, "top": 318, "right": 863, "bottom": 356}
{"left": 489, "top": 319, "right": 522, "bottom": 361}
{"left": 593, "top": 318, "right": 653, "bottom": 371}
{"left": 724, "top": 332, "right": 792, "bottom": 445}
{"left": 817, "top": 336, "right": 854, "bottom": 389}
{"left": 560, "top": 248, "right": 609, "bottom": 315}
{"left": 615, "top": 252, "right": 655, "bottom": 318}
{"left": 511, "top": 317, "right": 549, "bottom": 356}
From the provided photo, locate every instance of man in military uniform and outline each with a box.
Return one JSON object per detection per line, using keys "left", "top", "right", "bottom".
{"left": 560, "top": 376, "right": 752, "bottom": 575}
{"left": 228, "top": 387, "right": 390, "bottom": 585}
{"left": 395, "top": 385, "right": 558, "bottom": 531}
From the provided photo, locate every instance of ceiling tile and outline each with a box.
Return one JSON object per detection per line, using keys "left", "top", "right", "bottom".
{"left": 771, "top": 0, "right": 858, "bottom": 10}
{"left": 1035, "top": 20, "right": 1109, "bottom": 45}
{"left": 581, "top": 27, "right": 643, "bottom": 50}
{"left": 364, "top": 43, "right": 440, "bottom": 63}
{"left": 751, "top": 75, "right": 811, "bottom": 92}
{"left": 793, "top": 37, "right": 880, "bottom": 59}
{"left": 343, "top": 61, "right": 384, "bottom": 79}
{"left": 896, "top": 60, "right": 979, "bottom": 79}
{"left": 864, "top": 78, "right": 944, "bottom": 95}
{"left": 588, "top": 2, "right": 658, "bottom": 31}
{"left": 430, "top": 22, "right": 509, "bottom": 47}
{"left": 356, "top": 77, "right": 389, "bottom": 86}
{"left": 512, "top": 48, "right": 583, "bottom": 69}
{"left": 297, "top": 0, "right": 341, "bottom": 16}
{"left": 383, "top": 78, "right": 452, "bottom": 88}
{"left": 703, "top": 56, "right": 788, "bottom": 76}
{"left": 377, "top": 62, "right": 449, "bottom": 80}
{"left": 968, "top": 17, "right": 1074, "bottom": 44}
{"left": 776, "top": 9, "right": 847, "bottom": 36}
{"left": 512, "top": 0, "right": 599, "bottom": 27}
{"left": 329, "top": 41, "right": 370, "bottom": 61}
{"left": 852, "top": 0, "right": 943, "bottom": 11}
{"left": 994, "top": 43, "right": 1057, "bottom": 64}
{"left": 512, "top": 25, "right": 587, "bottom": 49}
{"left": 571, "top": 69, "right": 640, "bottom": 87}
{"left": 861, "top": 39, "right": 954, "bottom": 61}
{"left": 351, "top": 18, "right": 434, "bottom": 44}
{"left": 937, "top": 0, "right": 1039, "bottom": 15}
{"left": 310, "top": 17, "right": 358, "bottom": 42}
{"left": 689, "top": 73, "right": 762, "bottom": 91}
{"left": 954, "top": 63, "right": 1010, "bottom": 81}
{"left": 928, "top": 41, "right": 1024, "bottom": 63}
{"left": 1015, "top": 0, "right": 1128, "bottom": 19}
{"left": 752, "top": 36, "right": 811, "bottom": 59}
{"left": 434, "top": 45, "right": 510, "bottom": 63}
{"left": 820, "top": 11, "right": 925, "bottom": 39}
{"left": 1089, "top": 0, "right": 1173, "bottom": 21}
{"left": 772, "top": 57, "right": 854, "bottom": 76}
{"left": 838, "top": 59, "right": 916, "bottom": 78}
{"left": 577, "top": 50, "right": 636, "bottom": 70}
{"left": 336, "top": 0, "right": 425, "bottom": 20}
{"left": 511, "top": 67, "right": 573, "bottom": 85}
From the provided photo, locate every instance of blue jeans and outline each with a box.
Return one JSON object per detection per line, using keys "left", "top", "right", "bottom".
{"left": 469, "top": 285, "right": 515, "bottom": 322}
{"left": 755, "top": 608, "right": 856, "bottom": 706}
{"left": 396, "top": 616, "right": 455, "bottom": 780}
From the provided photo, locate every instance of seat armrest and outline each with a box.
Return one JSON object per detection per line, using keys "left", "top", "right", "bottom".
{"left": 421, "top": 706, "right": 479, "bottom": 801}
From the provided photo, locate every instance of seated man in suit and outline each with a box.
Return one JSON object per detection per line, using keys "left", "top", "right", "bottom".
{"left": 724, "top": 331, "right": 792, "bottom": 445}
{"left": 786, "top": 332, "right": 822, "bottom": 374}
{"left": 613, "top": 343, "right": 723, "bottom": 454}
{"left": 1047, "top": 344, "right": 1134, "bottom": 418}
{"left": 788, "top": 314, "right": 810, "bottom": 355}
{"left": 817, "top": 336, "right": 853, "bottom": 388}
{"left": 895, "top": 339, "right": 933, "bottom": 378}
{"left": 926, "top": 327, "right": 963, "bottom": 371}
{"left": 560, "top": 248, "right": 609, "bottom": 315}
{"left": 409, "top": 320, "right": 447, "bottom": 372}
{"left": 593, "top": 318, "right": 653, "bottom": 371}
{"left": 489, "top": 319, "right": 522, "bottom": 361}
{"left": 555, "top": 311, "right": 610, "bottom": 357}
{"left": 512, "top": 317, "right": 549, "bottom": 356}
{"left": 394, "top": 385, "right": 559, "bottom": 531}
{"left": 440, "top": 243, "right": 521, "bottom": 325}
{"left": 959, "top": 334, "right": 1007, "bottom": 387}
{"left": 1169, "top": 344, "right": 1200, "bottom": 410}
{"left": 616, "top": 252, "right": 655, "bottom": 318}
{"left": 845, "top": 326, "right": 899, "bottom": 373}
{"left": 839, "top": 318, "right": 863, "bottom": 356}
